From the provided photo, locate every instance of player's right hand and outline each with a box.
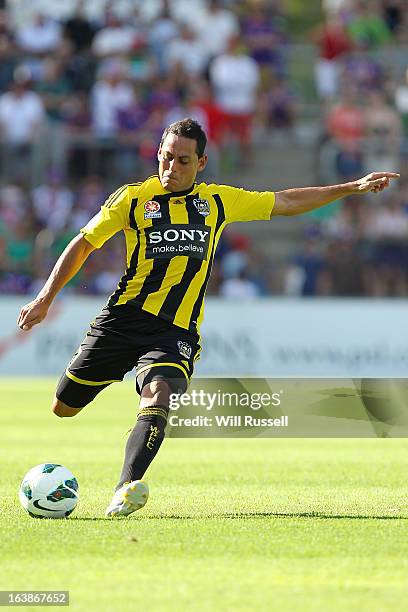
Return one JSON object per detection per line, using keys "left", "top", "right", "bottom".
{"left": 355, "top": 172, "right": 400, "bottom": 193}
{"left": 17, "top": 299, "right": 50, "bottom": 331}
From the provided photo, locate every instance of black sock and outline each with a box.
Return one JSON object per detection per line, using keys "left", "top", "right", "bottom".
{"left": 116, "top": 406, "right": 169, "bottom": 490}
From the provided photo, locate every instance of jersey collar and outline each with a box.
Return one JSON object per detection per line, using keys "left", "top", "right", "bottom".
{"left": 161, "top": 182, "right": 197, "bottom": 197}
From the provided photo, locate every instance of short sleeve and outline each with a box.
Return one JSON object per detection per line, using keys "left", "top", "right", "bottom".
{"left": 217, "top": 185, "right": 275, "bottom": 224}
{"left": 80, "top": 185, "right": 130, "bottom": 248}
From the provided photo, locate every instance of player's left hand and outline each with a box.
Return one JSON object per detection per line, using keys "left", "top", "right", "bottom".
{"left": 354, "top": 172, "right": 400, "bottom": 194}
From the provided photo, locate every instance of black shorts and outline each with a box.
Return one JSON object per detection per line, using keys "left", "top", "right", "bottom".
{"left": 56, "top": 305, "right": 201, "bottom": 408}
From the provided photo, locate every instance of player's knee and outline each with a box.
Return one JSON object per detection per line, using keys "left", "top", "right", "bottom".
{"left": 52, "top": 398, "right": 82, "bottom": 418}
{"left": 147, "top": 379, "right": 170, "bottom": 396}
{"left": 140, "top": 379, "right": 171, "bottom": 407}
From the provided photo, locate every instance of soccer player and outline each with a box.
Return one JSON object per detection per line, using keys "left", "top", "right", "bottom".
{"left": 17, "top": 118, "right": 398, "bottom": 517}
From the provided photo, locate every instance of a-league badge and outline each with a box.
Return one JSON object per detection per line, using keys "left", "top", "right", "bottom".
{"left": 177, "top": 340, "right": 192, "bottom": 359}
{"left": 144, "top": 200, "right": 162, "bottom": 219}
{"left": 193, "top": 198, "right": 210, "bottom": 216}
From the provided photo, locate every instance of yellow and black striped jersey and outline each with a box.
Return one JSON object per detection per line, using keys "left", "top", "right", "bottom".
{"left": 81, "top": 175, "right": 275, "bottom": 332}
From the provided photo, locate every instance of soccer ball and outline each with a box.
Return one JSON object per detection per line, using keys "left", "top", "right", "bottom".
{"left": 19, "top": 463, "right": 79, "bottom": 519}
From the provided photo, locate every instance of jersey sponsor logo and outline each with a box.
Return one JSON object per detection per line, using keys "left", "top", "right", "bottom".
{"left": 144, "top": 200, "right": 162, "bottom": 219}
{"left": 145, "top": 224, "right": 210, "bottom": 260}
{"left": 193, "top": 198, "right": 210, "bottom": 216}
{"left": 177, "top": 340, "right": 192, "bottom": 359}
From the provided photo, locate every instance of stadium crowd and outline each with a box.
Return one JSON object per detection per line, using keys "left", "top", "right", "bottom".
{"left": 0, "top": 0, "right": 407, "bottom": 298}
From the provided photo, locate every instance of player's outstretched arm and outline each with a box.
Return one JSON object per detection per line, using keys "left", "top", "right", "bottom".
{"left": 271, "top": 172, "right": 400, "bottom": 217}
{"left": 17, "top": 234, "right": 95, "bottom": 331}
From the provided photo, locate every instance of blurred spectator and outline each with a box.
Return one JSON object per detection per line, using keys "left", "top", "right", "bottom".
{"left": 148, "top": 0, "right": 179, "bottom": 74}
{"left": 0, "top": 67, "right": 44, "bottom": 144}
{"left": 365, "top": 199, "right": 408, "bottom": 242}
{"left": 312, "top": 14, "right": 353, "bottom": 100}
{"left": 91, "top": 11, "right": 139, "bottom": 58}
{"left": 117, "top": 86, "right": 147, "bottom": 133}
{"left": 364, "top": 90, "right": 402, "bottom": 172}
{"left": 31, "top": 169, "right": 74, "bottom": 233}
{"left": 166, "top": 24, "right": 209, "bottom": 77}
{"left": 326, "top": 88, "right": 365, "bottom": 146}
{"left": 123, "top": 0, "right": 163, "bottom": 25}
{"left": 0, "top": 182, "right": 29, "bottom": 229}
{"left": 93, "top": 254, "right": 124, "bottom": 294}
{"left": 216, "top": 230, "right": 269, "bottom": 294}
{"left": 0, "top": 35, "right": 16, "bottom": 93}
{"left": 363, "top": 199, "right": 408, "bottom": 295}
{"left": 0, "top": 67, "right": 45, "bottom": 181}
{"left": 335, "top": 140, "right": 364, "bottom": 181}
{"left": 64, "top": 89, "right": 91, "bottom": 132}
{"left": 218, "top": 229, "right": 251, "bottom": 278}
{"left": 194, "top": 0, "right": 239, "bottom": 58}
{"left": 35, "top": 57, "right": 72, "bottom": 169}
{"left": 399, "top": 180, "right": 408, "bottom": 213}
{"left": 259, "top": 74, "right": 296, "bottom": 132}
{"left": 2, "top": 215, "right": 35, "bottom": 293}
{"left": 147, "top": 75, "right": 180, "bottom": 114}
{"left": 0, "top": 9, "right": 16, "bottom": 92}
{"left": 0, "top": 7, "right": 10, "bottom": 37}
{"left": 220, "top": 247, "right": 248, "bottom": 280}
{"left": 116, "top": 87, "right": 149, "bottom": 181}
{"left": 36, "top": 58, "right": 72, "bottom": 122}
{"left": 16, "top": 13, "right": 62, "bottom": 55}
{"left": 128, "top": 38, "right": 157, "bottom": 83}
{"left": 241, "top": 0, "right": 286, "bottom": 79}
{"left": 283, "top": 262, "right": 307, "bottom": 296}
{"left": 341, "top": 50, "right": 384, "bottom": 94}
{"left": 324, "top": 197, "right": 364, "bottom": 241}
{"left": 394, "top": 67, "right": 408, "bottom": 137}
{"left": 164, "top": 90, "right": 210, "bottom": 138}
{"left": 219, "top": 269, "right": 262, "bottom": 299}
{"left": 347, "top": 1, "right": 391, "bottom": 49}
{"left": 63, "top": 1, "right": 97, "bottom": 52}
{"left": 322, "top": 0, "right": 352, "bottom": 17}
{"left": 1, "top": 189, "right": 36, "bottom": 294}
{"left": 75, "top": 175, "right": 106, "bottom": 215}
{"left": 167, "top": 0, "right": 208, "bottom": 28}
{"left": 54, "top": 39, "right": 95, "bottom": 92}
{"left": 289, "top": 231, "right": 325, "bottom": 296}
{"left": 5, "top": 217, "right": 35, "bottom": 274}
{"left": 210, "top": 35, "right": 260, "bottom": 164}
{"left": 382, "top": 0, "right": 404, "bottom": 36}
{"left": 187, "top": 80, "right": 224, "bottom": 147}
{"left": 319, "top": 239, "right": 366, "bottom": 296}
{"left": 91, "top": 60, "right": 134, "bottom": 137}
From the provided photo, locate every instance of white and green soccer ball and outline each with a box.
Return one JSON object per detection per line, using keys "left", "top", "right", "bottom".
{"left": 19, "top": 463, "right": 79, "bottom": 518}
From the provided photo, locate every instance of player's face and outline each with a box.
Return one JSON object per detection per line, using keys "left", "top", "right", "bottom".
{"left": 158, "top": 134, "right": 207, "bottom": 192}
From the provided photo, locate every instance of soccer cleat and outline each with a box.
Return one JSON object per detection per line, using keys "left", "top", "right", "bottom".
{"left": 105, "top": 480, "right": 149, "bottom": 517}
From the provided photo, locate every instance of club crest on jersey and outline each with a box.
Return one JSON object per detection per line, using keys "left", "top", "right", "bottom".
{"left": 144, "top": 200, "right": 161, "bottom": 219}
{"left": 193, "top": 198, "right": 210, "bottom": 216}
{"left": 177, "top": 341, "right": 192, "bottom": 359}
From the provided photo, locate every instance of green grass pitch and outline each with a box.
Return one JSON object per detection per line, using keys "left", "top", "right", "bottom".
{"left": 1, "top": 378, "right": 408, "bottom": 611}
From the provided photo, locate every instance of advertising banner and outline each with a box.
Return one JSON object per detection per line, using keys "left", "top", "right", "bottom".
{"left": 1, "top": 297, "right": 408, "bottom": 377}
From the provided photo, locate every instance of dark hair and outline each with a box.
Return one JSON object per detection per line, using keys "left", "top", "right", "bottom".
{"left": 160, "top": 118, "right": 207, "bottom": 158}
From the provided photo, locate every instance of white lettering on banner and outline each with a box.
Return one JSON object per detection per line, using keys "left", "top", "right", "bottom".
{"left": 1, "top": 298, "right": 408, "bottom": 376}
